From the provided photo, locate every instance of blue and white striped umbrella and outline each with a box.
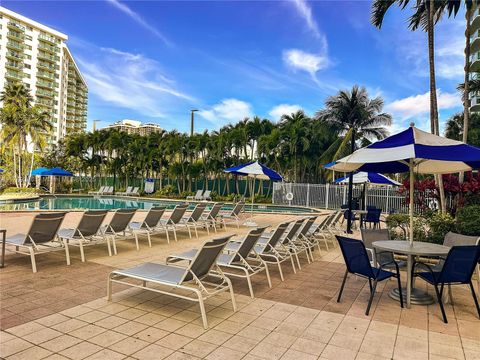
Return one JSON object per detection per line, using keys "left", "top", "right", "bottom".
{"left": 326, "top": 124, "right": 480, "bottom": 245}
{"left": 224, "top": 161, "right": 283, "bottom": 181}
{"left": 335, "top": 172, "right": 401, "bottom": 186}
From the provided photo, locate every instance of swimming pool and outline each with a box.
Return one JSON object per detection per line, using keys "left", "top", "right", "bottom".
{"left": 0, "top": 195, "right": 318, "bottom": 214}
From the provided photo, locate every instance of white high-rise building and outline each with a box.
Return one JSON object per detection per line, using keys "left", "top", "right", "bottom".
{"left": 0, "top": 6, "right": 88, "bottom": 145}
{"left": 469, "top": 4, "right": 480, "bottom": 112}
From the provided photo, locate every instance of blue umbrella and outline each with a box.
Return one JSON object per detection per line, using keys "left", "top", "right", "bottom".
{"left": 0, "top": 168, "right": 4, "bottom": 173}
{"left": 335, "top": 172, "right": 401, "bottom": 186}
{"left": 41, "top": 167, "right": 74, "bottom": 177}
{"left": 31, "top": 167, "right": 50, "bottom": 176}
{"left": 326, "top": 124, "right": 480, "bottom": 244}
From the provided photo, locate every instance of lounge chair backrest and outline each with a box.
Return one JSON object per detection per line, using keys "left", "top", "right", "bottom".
{"left": 443, "top": 232, "right": 480, "bottom": 247}
{"left": 336, "top": 235, "right": 374, "bottom": 278}
{"left": 169, "top": 204, "right": 189, "bottom": 224}
{"left": 299, "top": 216, "right": 317, "bottom": 236}
{"left": 77, "top": 210, "right": 108, "bottom": 236}
{"left": 194, "top": 190, "right": 204, "bottom": 198}
{"left": 25, "top": 212, "right": 66, "bottom": 244}
{"left": 96, "top": 186, "right": 105, "bottom": 193}
{"left": 439, "top": 245, "right": 480, "bottom": 284}
{"left": 143, "top": 207, "right": 166, "bottom": 228}
{"left": 107, "top": 209, "right": 137, "bottom": 233}
{"left": 283, "top": 219, "right": 304, "bottom": 243}
{"left": 322, "top": 212, "right": 336, "bottom": 229}
{"left": 185, "top": 235, "right": 233, "bottom": 281}
{"left": 207, "top": 203, "right": 224, "bottom": 219}
{"left": 203, "top": 190, "right": 211, "bottom": 199}
{"left": 236, "top": 227, "right": 267, "bottom": 260}
{"left": 266, "top": 221, "right": 291, "bottom": 248}
{"left": 189, "top": 203, "right": 207, "bottom": 221}
{"left": 230, "top": 201, "right": 245, "bottom": 216}
{"left": 131, "top": 187, "right": 139, "bottom": 194}
{"left": 104, "top": 186, "right": 112, "bottom": 193}
{"left": 125, "top": 186, "right": 133, "bottom": 193}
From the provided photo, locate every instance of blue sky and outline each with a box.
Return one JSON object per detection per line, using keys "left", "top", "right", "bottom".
{"left": 5, "top": 0, "right": 465, "bottom": 134}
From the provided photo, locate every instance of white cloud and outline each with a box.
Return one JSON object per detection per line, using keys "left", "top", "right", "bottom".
{"left": 76, "top": 46, "right": 193, "bottom": 118}
{"left": 291, "top": 0, "right": 322, "bottom": 40}
{"left": 199, "top": 99, "right": 253, "bottom": 127}
{"left": 268, "top": 104, "right": 302, "bottom": 120}
{"left": 106, "top": 0, "right": 170, "bottom": 45}
{"left": 385, "top": 90, "right": 461, "bottom": 119}
{"left": 283, "top": 49, "right": 330, "bottom": 83}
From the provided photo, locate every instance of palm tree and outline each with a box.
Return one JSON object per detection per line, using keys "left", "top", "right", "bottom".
{"left": 0, "top": 83, "right": 52, "bottom": 187}
{"left": 315, "top": 85, "right": 391, "bottom": 233}
{"left": 445, "top": 112, "right": 480, "bottom": 147}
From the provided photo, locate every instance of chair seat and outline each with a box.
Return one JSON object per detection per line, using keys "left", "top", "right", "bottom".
{"left": 416, "top": 271, "right": 441, "bottom": 284}
{"left": 58, "top": 228, "right": 78, "bottom": 239}
{"left": 372, "top": 267, "right": 397, "bottom": 281}
{"left": 170, "top": 249, "right": 198, "bottom": 261}
{"left": 225, "top": 242, "right": 241, "bottom": 252}
{"left": 217, "top": 253, "right": 235, "bottom": 266}
{"left": 5, "top": 234, "right": 27, "bottom": 246}
{"left": 113, "top": 263, "right": 187, "bottom": 285}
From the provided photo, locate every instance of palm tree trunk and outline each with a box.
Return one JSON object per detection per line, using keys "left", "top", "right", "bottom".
{"left": 460, "top": 7, "right": 472, "bottom": 184}
{"left": 428, "top": 0, "right": 446, "bottom": 212}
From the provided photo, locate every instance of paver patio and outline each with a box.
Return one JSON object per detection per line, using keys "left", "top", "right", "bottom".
{"left": 1, "top": 211, "right": 479, "bottom": 359}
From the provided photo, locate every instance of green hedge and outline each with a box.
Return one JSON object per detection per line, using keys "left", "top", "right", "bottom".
{"left": 456, "top": 205, "right": 480, "bottom": 236}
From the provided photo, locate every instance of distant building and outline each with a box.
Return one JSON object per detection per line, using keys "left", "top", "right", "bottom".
{"left": 0, "top": 6, "right": 88, "bottom": 145}
{"left": 104, "top": 119, "right": 162, "bottom": 136}
{"left": 469, "top": 4, "right": 480, "bottom": 112}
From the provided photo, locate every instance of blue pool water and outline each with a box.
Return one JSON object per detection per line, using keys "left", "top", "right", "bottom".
{"left": 0, "top": 195, "right": 317, "bottom": 214}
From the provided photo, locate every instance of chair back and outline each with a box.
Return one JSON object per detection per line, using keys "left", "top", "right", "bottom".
{"left": 107, "top": 209, "right": 137, "bottom": 233}
{"left": 336, "top": 235, "right": 374, "bottom": 278}
{"left": 125, "top": 186, "right": 133, "bottom": 194}
{"left": 365, "top": 209, "right": 381, "bottom": 223}
{"left": 231, "top": 201, "right": 245, "bottom": 216}
{"left": 184, "top": 235, "right": 233, "bottom": 281}
{"left": 283, "top": 219, "right": 304, "bottom": 244}
{"left": 207, "top": 203, "right": 224, "bottom": 219}
{"left": 265, "top": 221, "right": 290, "bottom": 249}
{"left": 143, "top": 207, "right": 165, "bottom": 228}
{"left": 443, "top": 232, "right": 480, "bottom": 248}
{"left": 25, "top": 212, "right": 66, "bottom": 244}
{"left": 439, "top": 245, "right": 480, "bottom": 284}
{"left": 299, "top": 216, "right": 317, "bottom": 236}
{"left": 360, "top": 229, "right": 390, "bottom": 249}
{"left": 97, "top": 186, "right": 105, "bottom": 193}
{"left": 189, "top": 203, "right": 207, "bottom": 221}
{"left": 366, "top": 205, "right": 377, "bottom": 211}
{"left": 77, "top": 210, "right": 108, "bottom": 236}
{"left": 194, "top": 190, "right": 204, "bottom": 198}
{"left": 131, "top": 187, "right": 139, "bottom": 194}
{"left": 203, "top": 190, "right": 211, "bottom": 199}
{"left": 235, "top": 227, "right": 267, "bottom": 260}
{"left": 169, "top": 204, "right": 189, "bottom": 224}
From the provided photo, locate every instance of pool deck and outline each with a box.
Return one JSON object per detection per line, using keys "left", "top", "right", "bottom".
{"left": 1, "top": 212, "right": 479, "bottom": 359}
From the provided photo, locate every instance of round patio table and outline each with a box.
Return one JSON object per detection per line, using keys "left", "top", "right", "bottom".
{"left": 372, "top": 240, "right": 450, "bottom": 308}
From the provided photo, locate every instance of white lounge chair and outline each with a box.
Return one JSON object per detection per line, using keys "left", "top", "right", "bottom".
{"left": 118, "top": 186, "right": 133, "bottom": 196}
{"left": 108, "top": 235, "right": 237, "bottom": 329}
{"left": 220, "top": 201, "right": 245, "bottom": 228}
{"left": 128, "top": 207, "right": 166, "bottom": 248}
{"left": 187, "top": 190, "right": 204, "bottom": 201}
{"left": 89, "top": 186, "right": 106, "bottom": 195}
{"left": 176, "top": 203, "right": 208, "bottom": 239}
{"left": 156, "top": 204, "right": 189, "bottom": 242}
{"left": 100, "top": 209, "right": 137, "bottom": 253}
{"left": 128, "top": 187, "right": 140, "bottom": 196}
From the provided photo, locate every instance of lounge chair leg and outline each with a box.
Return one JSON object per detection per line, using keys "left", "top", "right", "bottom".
{"left": 173, "top": 229, "right": 178, "bottom": 242}
{"left": 165, "top": 229, "right": 170, "bottom": 244}
{"left": 264, "top": 262, "right": 272, "bottom": 288}
{"left": 134, "top": 233, "right": 139, "bottom": 251}
{"left": 187, "top": 227, "right": 192, "bottom": 239}
{"left": 277, "top": 260, "right": 284, "bottom": 281}
{"left": 112, "top": 237, "right": 118, "bottom": 255}
{"left": 79, "top": 241, "right": 86, "bottom": 262}
{"left": 142, "top": 280, "right": 147, "bottom": 287}
{"left": 294, "top": 252, "right": 301, "bottom": 270}
{"left": 106, "top": 237, "right": 112, "bottom": 256}
{"left": 226, "top": 277, "right": 237, "bottom": 312}
{"left": 245, "top": 271, "right": 254, "bottom": 298}
{"left": 28, "top": 247, "right": 37, "bottom": 273}
{"left": 365, "top": 280, "right": 378, "bottom": 316}
{"left": 147, "top": 233, "right": 152, "bottom": 248}
{"left": 469, "top": 281, "right": 480, "bottom": 319}
{"left": 289, "top": 255, "right": 297, "bottom": 274}
{"left": 194, "top": 227, "right": 198, "bottom": 239}
{"left": 107, "top": 274, "right": 112, "bottom": 301}
{"left": 197, "top": 292, "right": 208, "bottom": 329}
{"left": 63, "top": 239, "right": 71, "bottom": 266}
{"left": 337, "top": 269, "right": 348, "bottom": 302}
{"left": 434, "top": 284, "right": 448, "bottom": 323}
{"left": 205, "top": 225, "right": 210, "bottom": 235}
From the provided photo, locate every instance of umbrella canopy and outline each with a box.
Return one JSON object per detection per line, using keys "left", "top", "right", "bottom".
{"left": 326, "top": 124, "right": 480, "bottom": 245}
{"left": 0, "top": 168, "right": 3, "bottom": 173}
{"left": 327, "top": 125, "right": 480, "bottom": 174}
{"left": 30, "top": 167, "right": 50, "bottom": 176}
{"left": 224, "top": 161, "right": 283, "bottom": 181}
{"left": 335, "top": 172, "right": 401, "bottom": 186}
{"left": 41, "top": 167, "right": 74, "bottom": 177}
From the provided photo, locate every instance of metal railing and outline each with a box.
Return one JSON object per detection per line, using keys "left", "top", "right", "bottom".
{"left": 273, "top": 182, "right": 437, "bottom": 214}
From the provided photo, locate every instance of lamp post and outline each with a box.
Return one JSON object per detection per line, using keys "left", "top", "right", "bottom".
{"left": 190, "top": 109, "right": 198, "bottom": 136}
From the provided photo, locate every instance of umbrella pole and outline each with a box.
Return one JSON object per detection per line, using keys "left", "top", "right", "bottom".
{"left": 409, "top": 160, "right": 414, "bottom": 246}
{"left": 251, "top": 175, "right": 255, "bottom": 218}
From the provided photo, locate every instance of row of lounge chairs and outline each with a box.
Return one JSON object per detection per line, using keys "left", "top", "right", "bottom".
{"left": 88, "top": 186, "right": 140, "bottom": 196}
{"left": 187, "top": 189, "right": 212, "bottom": 201}
{"left": 108, "top": 213, "right": 342, "bottom": 328}
{"left": 3, "top": 201, "right": 246, "bottom": 273}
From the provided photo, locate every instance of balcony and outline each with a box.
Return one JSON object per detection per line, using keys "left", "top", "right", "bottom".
{"left": 36, "top": 98, "right": 54, "bottom": 107}
{"left": 36, "top": 79, "right": 57, "bottom": 89}
{"left": 6, "top": 51, "right": 24, "bottom": 60}
{"left": 37, "top": 62, "right": 57, "bottom": 72}
{"left": 7, "top": 22, "right": 25, "bottom": 32}
{"left": 37, "top": 71, "right": 55, "bottom": 80}
{"left": 7, "top": 31, "right": 25, "bottom": 41}
{"left": 37, "top": 53, "right": 58, "bottom": 63}
{"left": 5, "top": 61, "right": 23, "bottom": 71}
{"left": 38, "top": 43, "right": 59, "bottom": 54}
{"left": 36, "top": 89, "right": 55, "bottom": 99}
{"left": 5, "top": 71, "right": 25, "bottom": 81}
{"left": 38, "top": 33, "right": 57, "bottom": 44}
{"left": 6, "top": 41, "right": 24, "bottom": 51}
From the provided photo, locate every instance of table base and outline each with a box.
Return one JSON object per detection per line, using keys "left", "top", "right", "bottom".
{"left": 389, "top": 287, "right": 434, "bottom": 305}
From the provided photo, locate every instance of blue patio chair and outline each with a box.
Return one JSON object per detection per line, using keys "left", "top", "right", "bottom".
{"left": 413, "top": 245, "right": 480, "bottom": 324}
{"left": 363, "top": 208, "right": 382, "bottom": 229}
{"left": 336, "top": 235, "right": 403, "bottom": 315}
